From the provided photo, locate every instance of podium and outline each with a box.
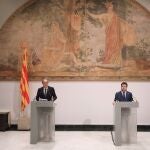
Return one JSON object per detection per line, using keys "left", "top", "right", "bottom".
{"left": 113, "top": 101, "right": 139, "bottom": 146}
{"left": 30, "top": 101, "right": 55, "bottom": 144}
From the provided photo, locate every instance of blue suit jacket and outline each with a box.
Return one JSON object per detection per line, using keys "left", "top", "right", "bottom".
{"left": 114, "top": 91, "right": 133, "bottom": 102}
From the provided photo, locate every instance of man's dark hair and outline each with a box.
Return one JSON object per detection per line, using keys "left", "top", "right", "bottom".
{"left": 121, "top": 81, "right": 128, "bottom": 87}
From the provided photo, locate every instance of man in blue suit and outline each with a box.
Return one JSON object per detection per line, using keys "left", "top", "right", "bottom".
{"left": 113, "top": 82, "right": 133, "bottom": 104}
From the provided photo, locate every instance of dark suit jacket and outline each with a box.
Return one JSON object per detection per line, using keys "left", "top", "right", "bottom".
{"left": 114, "top": 91, "right": 133, "bottom": 102}
{"left": 36, "top": 86, "right": 57, "bottom": 101}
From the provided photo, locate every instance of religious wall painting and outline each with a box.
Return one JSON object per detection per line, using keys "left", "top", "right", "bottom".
{"left": 0, "top": 0, "right": 149, "bottom": 80}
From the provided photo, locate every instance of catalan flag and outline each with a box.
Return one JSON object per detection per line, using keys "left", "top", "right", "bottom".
{"left": 20, "top": 47, "right": 30, "bottom": 111}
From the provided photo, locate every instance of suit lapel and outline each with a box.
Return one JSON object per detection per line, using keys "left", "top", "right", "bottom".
{"left": 120, "top": 91, "right": 123, "bottom": 99}
{"left": 42, "top": 87, "right": 47, "bottom": 97}
{"left": 42, "top": 87, "right": 45, "bottom": 96}
{"left": 126, "top": 92, "right": 129, "bottom": 100}
{"left": 46, "top": 88, "right": 49, "bottom": 96}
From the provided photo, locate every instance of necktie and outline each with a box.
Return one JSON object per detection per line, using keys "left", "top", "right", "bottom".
{"left": 44, "top": 88, "right": 47, "bottom": 96}
{"left": 122, "top": 92, "right": 126, "bottom": 100}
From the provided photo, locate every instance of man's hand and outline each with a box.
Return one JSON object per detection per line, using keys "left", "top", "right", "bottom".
{"left": 112, "top": 101, "right": 116, "bottom": 105}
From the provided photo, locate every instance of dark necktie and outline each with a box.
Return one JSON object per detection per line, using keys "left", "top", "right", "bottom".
{"left": 122, "top": 92, "right": 126, "bottom": 100}
{"left": 44, "top": 88, "right": 47, "bottom": 96}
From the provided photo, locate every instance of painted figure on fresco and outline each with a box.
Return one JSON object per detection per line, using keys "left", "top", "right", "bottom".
{"left": 43, "top": 21, "right": 66, "bottom": 69}
{"left": 88, "top": 1, "right": 136, "bottom": 68}
{"left": 70, "top": 1, "right": 82, "bottom": 53}
{"left": 49, "top": 21, "right": 66, "bottom": 51}
{"left": 62, "top": 0, "right": 84, "bottom": 67}
{"left": 31, "top": 21, "right": 67, "bottom": 72}
{"left": 65, "top": 1, "right": 83, "bottom": 55}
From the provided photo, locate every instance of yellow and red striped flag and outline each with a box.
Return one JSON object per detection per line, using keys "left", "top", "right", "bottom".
{"left": 20, "top": 46, "right": 30, "bottom": 111}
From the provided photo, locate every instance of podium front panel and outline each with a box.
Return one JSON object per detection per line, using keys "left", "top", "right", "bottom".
{"left": 113, "top": 102, "right": 139, "bottom": 146}
{"left": 30, "top": 101, "right": 55, "bottom": 144}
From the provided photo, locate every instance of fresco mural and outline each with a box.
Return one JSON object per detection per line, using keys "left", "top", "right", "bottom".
{"left": 0, "top": 0, "right": 149, "bottom": 80}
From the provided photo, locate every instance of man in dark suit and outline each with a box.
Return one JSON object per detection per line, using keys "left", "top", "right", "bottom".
{"left": 36, "top": 78, "right": 57, "bottom": 101}
{"left": 113, "top": 82, "right": 133, "bottom": 104}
